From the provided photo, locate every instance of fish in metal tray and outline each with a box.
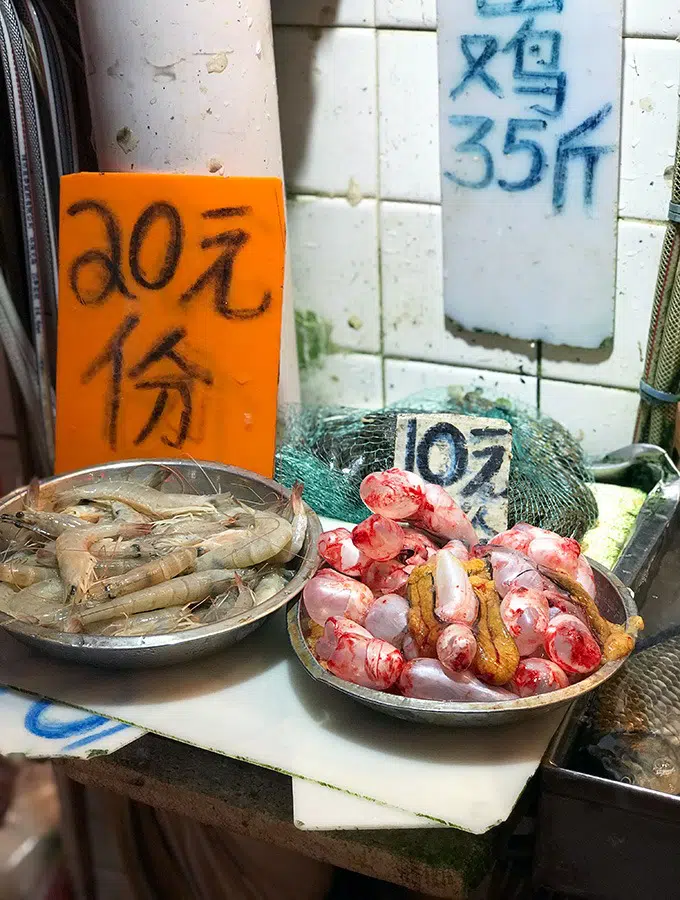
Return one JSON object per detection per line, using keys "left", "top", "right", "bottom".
{"left": 585, "top": 625, "right": 680, "bottom": 794}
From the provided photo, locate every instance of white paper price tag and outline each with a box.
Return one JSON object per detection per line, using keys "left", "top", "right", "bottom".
{"left": 394, "top": 413, "right": 512, "bottom": 536}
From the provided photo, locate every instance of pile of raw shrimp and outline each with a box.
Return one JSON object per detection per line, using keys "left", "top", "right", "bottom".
{"left": 0, "top": 471, "right": 307, "bottom": 638}
{"left": 302, "top": 468, "right": 642, "bottom": 703}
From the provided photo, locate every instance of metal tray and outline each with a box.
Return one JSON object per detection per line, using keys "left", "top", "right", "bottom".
{"left": 0, "top": 459, "right": 321, "bottom": 668}
{"left": 287, "top": 559, "right": 639, "bottom": 729}
{"left": 535, "top": 445, "right": 680, "bottom": 898}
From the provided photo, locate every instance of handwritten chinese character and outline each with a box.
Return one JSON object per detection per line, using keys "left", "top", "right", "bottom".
{"left": 128, "top": 328, "right": 213, "bottom": 448}
{"left": 81, "top": 314, "right": 139, "bottom": 449}
{"left": 477, "top": 0, "right": 563, "bottom": 16}
{"left": 450, "top": 35, "right": 503, "bottom": 100}
{"left": 553, "top": 104, "right": 614, "bottom": 212}
{"left": 504, "top": 18, "right": 567, "bottom": 116}
{"left": 179, "top": 206, "right": 272, "bottom": 319}
{"left": 82, "top": 317, "right": 214, "bottom": 450}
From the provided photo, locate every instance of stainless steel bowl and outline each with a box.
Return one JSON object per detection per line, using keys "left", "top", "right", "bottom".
{"left": 287, "top": 560, "right": 639, "bottom": 728}
{"left": 0, "top": 459, "right": 321, "bottom": 668}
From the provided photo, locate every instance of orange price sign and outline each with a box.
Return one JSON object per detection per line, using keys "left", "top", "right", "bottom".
{"left": 55, "top": 173, "right": 285, "bottom": 477}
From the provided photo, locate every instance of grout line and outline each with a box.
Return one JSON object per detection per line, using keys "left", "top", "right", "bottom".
{"left": 374, "top": 23, "right": 387, "bottom": 407}
{"left": 285, "top": 191, "right": 669, "bottom": 227}
{"left": 536, "top": 342, "right": 543, "bottom": 415}
{"left": 272, "top": 22, "right": 678, "bottom": 41}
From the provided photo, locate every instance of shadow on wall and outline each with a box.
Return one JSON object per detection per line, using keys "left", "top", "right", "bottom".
{"left": 272, "top": 1, "right": 338, "bottom": 189}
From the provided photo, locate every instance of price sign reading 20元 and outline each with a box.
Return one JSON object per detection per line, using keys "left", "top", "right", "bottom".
{"left": 394, "top": 414, "right": 512, "bottom": 536}
{"left": 56, "top": 173, "right": 285, "bottom": 477}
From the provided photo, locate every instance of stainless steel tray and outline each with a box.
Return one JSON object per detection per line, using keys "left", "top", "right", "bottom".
{"left": 0, "top": 459, "right": 321, "bottom": 668}
{"left": 287, "top": 559, "right": 639, "bottom": 728}
{"left": 535, "top": 444, "right": 680, "bottom": 898}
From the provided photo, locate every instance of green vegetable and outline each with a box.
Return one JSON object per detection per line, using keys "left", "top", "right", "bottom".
{"left": 581, "top": 483, "right": 646, "bottom": 568}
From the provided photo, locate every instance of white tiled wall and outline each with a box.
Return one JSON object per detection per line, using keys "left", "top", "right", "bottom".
{"left": 274, "top": 0, "right": 680, "bottom": 459}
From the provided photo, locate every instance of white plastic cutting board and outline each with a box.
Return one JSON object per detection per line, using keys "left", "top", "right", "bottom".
{"left": 0, "top": 618, "right": 564, "bottom": 834}
{"left": 438, "top": 0, "right": 623, "bottom": 347}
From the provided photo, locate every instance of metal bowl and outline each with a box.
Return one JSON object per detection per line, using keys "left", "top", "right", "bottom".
{"left": 0, "top": 459, "right": 321, "bottom": 668}
{"left": 287, "top": 560, "right": 639, "bottom": 728}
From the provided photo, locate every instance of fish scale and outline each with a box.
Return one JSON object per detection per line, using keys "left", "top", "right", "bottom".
{"left": 587, "top": 628, "right": 680, "bottom": 793}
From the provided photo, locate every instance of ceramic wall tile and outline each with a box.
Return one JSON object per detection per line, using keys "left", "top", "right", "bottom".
{"left": 541, "top": 220, "right": 664, "bottom": 389}
{"left": 380, "top": 201, "right": 537, "bottom": 374}
{"left": 624, "top": 0, "right": 679, "bottom": 38}
{"left": 288, "top": 196, "right": 380, "bottom": 353}
{"left": 384, "top": 359, "right": 538, "bottom": 409}
{"left": 272, "top": 0, "right": 374, "bottom": 26}
{"left": 378, "top": 30, "right": 440, "bottom": 203}
{"left": 275, "top": 27, "right": 378, "bottom": 196}
{"left": 619, "top": 38, "right": 679, "bottom": 221}
{"left": 539, "top": 380, "right": 640, "bottom": 458}
{"left": 375, "top": 0, "right": 436, "bottom": 29}
{"left": 301, "top": 352, "right": 383, "bottom": 406}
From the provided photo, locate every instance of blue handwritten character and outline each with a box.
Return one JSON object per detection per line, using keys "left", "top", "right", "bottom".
{"left": 450, "top": 35, "right": 503, "bottom": 100}
{"left": 553, "top": 104, "right": 614, "bottom": 212}
{"left": 503, "top": 18, "right": 566, "bottom": 117}
{"left": 24, "top": 700, "right": 129, "bottom": 752}
{"left": 477, "top": 0, "right": 563, "bottom": 17}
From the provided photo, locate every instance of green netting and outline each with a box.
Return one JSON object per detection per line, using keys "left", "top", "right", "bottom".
{"left": 275, "top": 388, "right": 598, "bottom": 540}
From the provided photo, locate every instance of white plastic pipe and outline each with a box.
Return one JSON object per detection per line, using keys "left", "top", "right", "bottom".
{"left": 73, "top": 0, "right": 299, "bottom": 403}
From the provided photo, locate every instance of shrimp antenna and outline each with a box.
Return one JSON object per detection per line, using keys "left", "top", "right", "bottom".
{"left": 181, "top": 453, "right": 218, "bottom": 494}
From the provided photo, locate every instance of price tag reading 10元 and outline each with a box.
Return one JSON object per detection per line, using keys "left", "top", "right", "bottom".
{"left": 394, "top": 413, "right": 512, "bottom": 536}
{"left": 55, "top": 173, "right": 286, "bottom": 477}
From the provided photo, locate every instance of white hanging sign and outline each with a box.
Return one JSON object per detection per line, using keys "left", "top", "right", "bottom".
{"left": 438, "top": 0, "right": 623, "bottom": 348}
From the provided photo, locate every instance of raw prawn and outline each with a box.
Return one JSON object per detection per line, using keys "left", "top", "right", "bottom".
{"left": 360, "top": 468, "right": 425, "bottom": 520}
{"left": 434, "top": 548, "right": 478, "bottom": 626}
{"left": 8, "top": 509, "right": 87, "bottom": 537}
{"left": 271, "top": 483, "right": 308, "bottom": 564}
{"left": 545, "top": 613, "right": 602, "bottom": 675}
{"left": 317, "top": 527, "right": 370, "bottom": 578}
{"left": 253, "top": 571, "right": 287, "bottom": 603}
{"left": 0, "top": 561, "right": 57, "bottom": 589}
{"left": 436, "top": 624, "right": 477, "bottom": 674}
{"left": 0, "top": 580, "right": 70, "bottom": 628}
{"left": 352, "top": 515, "right": 404, "bottom": 562}
{"left": 67, "top": 569, "right": 236, "bottom": 631}
{"left": 196, "top": 511, "right": 293, "bottom": 570}
{"left": 499, "top": 586, "right": 550, "bottom": 657}
{"left": 56, "top": 522, "right": 152, "bottom": 604}
{"left": 50, "top": 481, "right": 221, "bottom": 520}
{"left": 413, "top": 483, "right": 477, "bottom": 546}
{"left": 302, "top": 570, "right": 373, "bottom": 626}
{"left": 511, "top": 658, "right": 570, "bottom": 697}
{"left": 97, "top": 606, "right": 196, "bottom": 637}
{"left": 399, "top": 659, "right": 514, "bottom": 702}
{"left": 87, "top": 548, "right": 197, "bottom": 602}
{"left": 364, "top": 593, "right": 410, "bottom": 648}
{"left": 322, "top": 623, "right": 404, "bottom": 691}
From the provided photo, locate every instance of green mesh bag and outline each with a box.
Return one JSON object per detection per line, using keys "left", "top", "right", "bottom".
{"left": 275, "top": 388, "right": 597, "bottom": 540}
